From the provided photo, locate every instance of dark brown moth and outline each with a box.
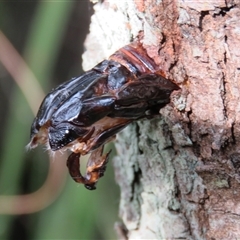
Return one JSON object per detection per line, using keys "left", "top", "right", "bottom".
{"left": 28, "top": 42, "right": 180, "bottom": 190}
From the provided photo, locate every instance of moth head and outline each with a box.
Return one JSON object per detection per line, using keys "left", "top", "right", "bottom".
{"left": 48, "top": 123, "right": 90, "bottom": 151}
{"left": 28, "top": 118, "right": 91, "bottom": 152}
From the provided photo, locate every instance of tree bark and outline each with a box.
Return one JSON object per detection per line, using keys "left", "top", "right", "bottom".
{"left": 83, "top": 0, "right": 240, "bottom": 239}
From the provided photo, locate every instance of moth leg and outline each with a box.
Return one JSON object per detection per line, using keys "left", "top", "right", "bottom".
{"left": 88, "top": 120, "right": 130, "bottom": 151}
{"left": 67, "top": 152, "right": 86, "bottom": 184}
{"left": 66, "top": 147, "right": 111, "bottom": 190}
{"left": 84, "top": 145, "right": 111, "bottom": 190}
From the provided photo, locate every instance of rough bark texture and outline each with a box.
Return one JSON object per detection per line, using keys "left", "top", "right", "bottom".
{"left": 83, "top": 0, "right": 240, "bottom": 239}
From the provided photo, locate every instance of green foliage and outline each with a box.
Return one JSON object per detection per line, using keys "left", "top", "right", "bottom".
{"left": 0, "top": 1, "right": 119, "bottom": 239}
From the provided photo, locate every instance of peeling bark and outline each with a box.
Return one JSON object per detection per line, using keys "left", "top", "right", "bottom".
{"left": 83, "top": 0, "right": 240, "bottom": 239}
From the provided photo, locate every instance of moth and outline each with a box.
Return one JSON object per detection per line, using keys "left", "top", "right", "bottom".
{"left": 28, "top": 42, "right": 180, "bottom": 190}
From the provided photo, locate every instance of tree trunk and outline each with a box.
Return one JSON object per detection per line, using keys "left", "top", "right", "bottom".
{"left": 83, "top": 1, "right": 240, "bottom": 239}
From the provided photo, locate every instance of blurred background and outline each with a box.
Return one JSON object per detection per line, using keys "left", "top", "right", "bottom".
{"left": 0, "top": 1, "right": 120, "bottom": 239}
